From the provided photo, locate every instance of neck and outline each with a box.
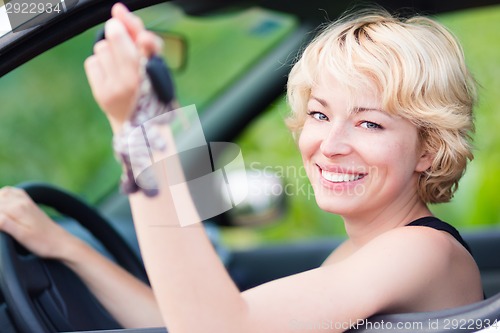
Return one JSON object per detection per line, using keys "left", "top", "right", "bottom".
{"left": 342, "top": 193, "right": 432, "bottom": 249}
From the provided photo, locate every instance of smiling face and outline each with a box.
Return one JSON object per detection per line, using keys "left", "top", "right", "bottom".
{"left": 298, "top": 76, "right": 432, "bottom": 220}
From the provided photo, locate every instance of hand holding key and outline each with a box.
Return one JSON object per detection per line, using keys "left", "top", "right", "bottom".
{"left": 84, "top": 3, "right": 164, "bottom": 132}
{"left": 85, "top": 3, "right": 177, "bottom": 197}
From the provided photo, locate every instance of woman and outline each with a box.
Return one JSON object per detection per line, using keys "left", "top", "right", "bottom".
{"left": 0, "top": 3, "right": 483, "bottom": 332}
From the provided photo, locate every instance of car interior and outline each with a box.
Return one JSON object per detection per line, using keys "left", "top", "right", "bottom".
{"left": 0, "top": 0, "right": 499, "bottom": 332}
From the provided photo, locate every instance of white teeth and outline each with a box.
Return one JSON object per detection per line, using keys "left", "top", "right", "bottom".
{"left": 322, "top": 170, "right": 364, "bottom": 183}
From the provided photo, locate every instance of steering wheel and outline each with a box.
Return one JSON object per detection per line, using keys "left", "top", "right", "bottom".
{"left": 0, "top": 183, "right": 149, "bottom": 333}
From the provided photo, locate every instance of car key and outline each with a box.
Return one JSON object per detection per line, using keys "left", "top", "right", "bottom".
{"left": 94, "top": 28, "right": 175, "bottom": 105}
{"left": 94, "top": 28, "right": 178, "bottom": 197}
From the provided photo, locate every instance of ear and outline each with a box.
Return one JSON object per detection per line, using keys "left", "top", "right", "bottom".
{"left": 415, "top": 150, "right": 434, "bottom": 173}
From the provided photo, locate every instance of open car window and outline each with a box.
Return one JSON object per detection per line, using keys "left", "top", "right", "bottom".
{"left": 0, "top": 2, "right": 298, "bottom": 203}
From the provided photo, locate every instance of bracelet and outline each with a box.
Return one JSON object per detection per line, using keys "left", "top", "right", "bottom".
{"left": 112, "top": 58, "right": 177, "bottom": 197}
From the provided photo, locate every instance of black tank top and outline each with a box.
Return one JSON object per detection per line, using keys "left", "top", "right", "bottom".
{"left": 406, "top": 216, "right": 485, "bottom": 299}
{"left": 406, "top": 216, "right": 472, "bottom": 254}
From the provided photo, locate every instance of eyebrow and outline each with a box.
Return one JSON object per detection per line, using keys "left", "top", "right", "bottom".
{"left": 352, "top": 107, "right": 385, "bottom": 114}
{"left": 310, "top": 96, "right": 328, "bottom": 107}
{"left": 309, "top": 96, "right": 385, "bottom": 114}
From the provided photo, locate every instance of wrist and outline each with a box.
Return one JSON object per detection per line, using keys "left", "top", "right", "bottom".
{"left": 108, "top": 116, "right": 126, "bottom": 135}
{"left": 57, "top": 236, "right": 91, "bottom": 267}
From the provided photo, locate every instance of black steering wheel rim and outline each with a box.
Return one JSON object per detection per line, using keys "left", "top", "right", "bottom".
{"left": 0, "top": 182, "right": 148, "bottom": 332}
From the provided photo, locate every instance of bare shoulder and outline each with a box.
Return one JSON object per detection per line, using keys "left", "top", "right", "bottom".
{"left": 347, "top": 225, "right": 483, "bottom": 312}
{"left": 324, "top": 226, "right": 455, "bottom": 266}
{"left": 372, "top": 225, "right": 479, "bottom": 275}
{"left": 370, "top": 225, "right": 457, "bottom": 257}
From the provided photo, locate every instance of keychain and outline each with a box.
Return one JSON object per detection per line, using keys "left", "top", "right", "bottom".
{"left": 95, "top": 29, "right": 178, "bottom": 196}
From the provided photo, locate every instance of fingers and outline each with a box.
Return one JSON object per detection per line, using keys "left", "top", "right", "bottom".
{"left": 0, "top": 208, "right": 56, "bottom": 260}
{"left": 111, "top": 2, "right": 129, "bottom": 18}
{"left": 84, "top": 55, "right": 105, "bottom": 99}
{"left": 112, "top": 2, "right": 144, "bottom": 41}
{"left": 111, "top": 3, "right": 162, "bottom": 57}
{"left": 137, "top": 30, "right": 163, "bottom": 57}
{"left": 0, "top": 188, "right": 30, "bottom": 241}
{"left": 93, "top": 41, "right": 114, "bottom": 76}
{"left": 0, "top": 186, "right": 25, "bottom": 198}
{"left": 85, "top": 18, "right": 141, "bottom": 124}
{"left": 0, "top": 186, "right": 76, "bottom": 260}
{"left": 105, "top": 18, "right": 140, "bottom": 70}
{"left": 0, "top": 186, "right": 12, "bottom": 197}
{"left": 94, "top": 5, "right": 161, "bottom": 69}
{"left": 86, "top": 41, "right": 114, "bottom": 99}
{"left": 84, "top": 3, "right": 165, "bottom": 127}
{"left": 0, "top": 212, "right": 24, "bottom": 241}
{"left": 0, "top": 187, "right": 35, "bottom": 221}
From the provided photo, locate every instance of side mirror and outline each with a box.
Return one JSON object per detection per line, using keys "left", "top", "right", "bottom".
{"left": 225, "top": 169, "right": 286, "bottom": 227}
{"left": 154, "top": 31, "right": 188, "bottom": 72}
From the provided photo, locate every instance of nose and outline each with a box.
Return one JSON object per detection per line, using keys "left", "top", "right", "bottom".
{"left": 320, "top": 122, "right": 353, "bottom": 158}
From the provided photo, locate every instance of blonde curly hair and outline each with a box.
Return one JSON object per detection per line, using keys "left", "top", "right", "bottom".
{"left": 286, "top": 9, "right": 476, "bottom": 204}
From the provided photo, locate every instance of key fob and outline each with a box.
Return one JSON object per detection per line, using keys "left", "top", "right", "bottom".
{"left": 93, "top": 29, "right": 175, "bottom": 105}
{"left": 146, "top": 55, "right": 175, "bottom": 105}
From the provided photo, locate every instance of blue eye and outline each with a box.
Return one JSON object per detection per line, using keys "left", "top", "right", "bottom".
{"left": 360, "top": 121, "right": 383, "bottom": 130}
{"left": 307, "top": 111, "right": 329, "bottom": 121}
